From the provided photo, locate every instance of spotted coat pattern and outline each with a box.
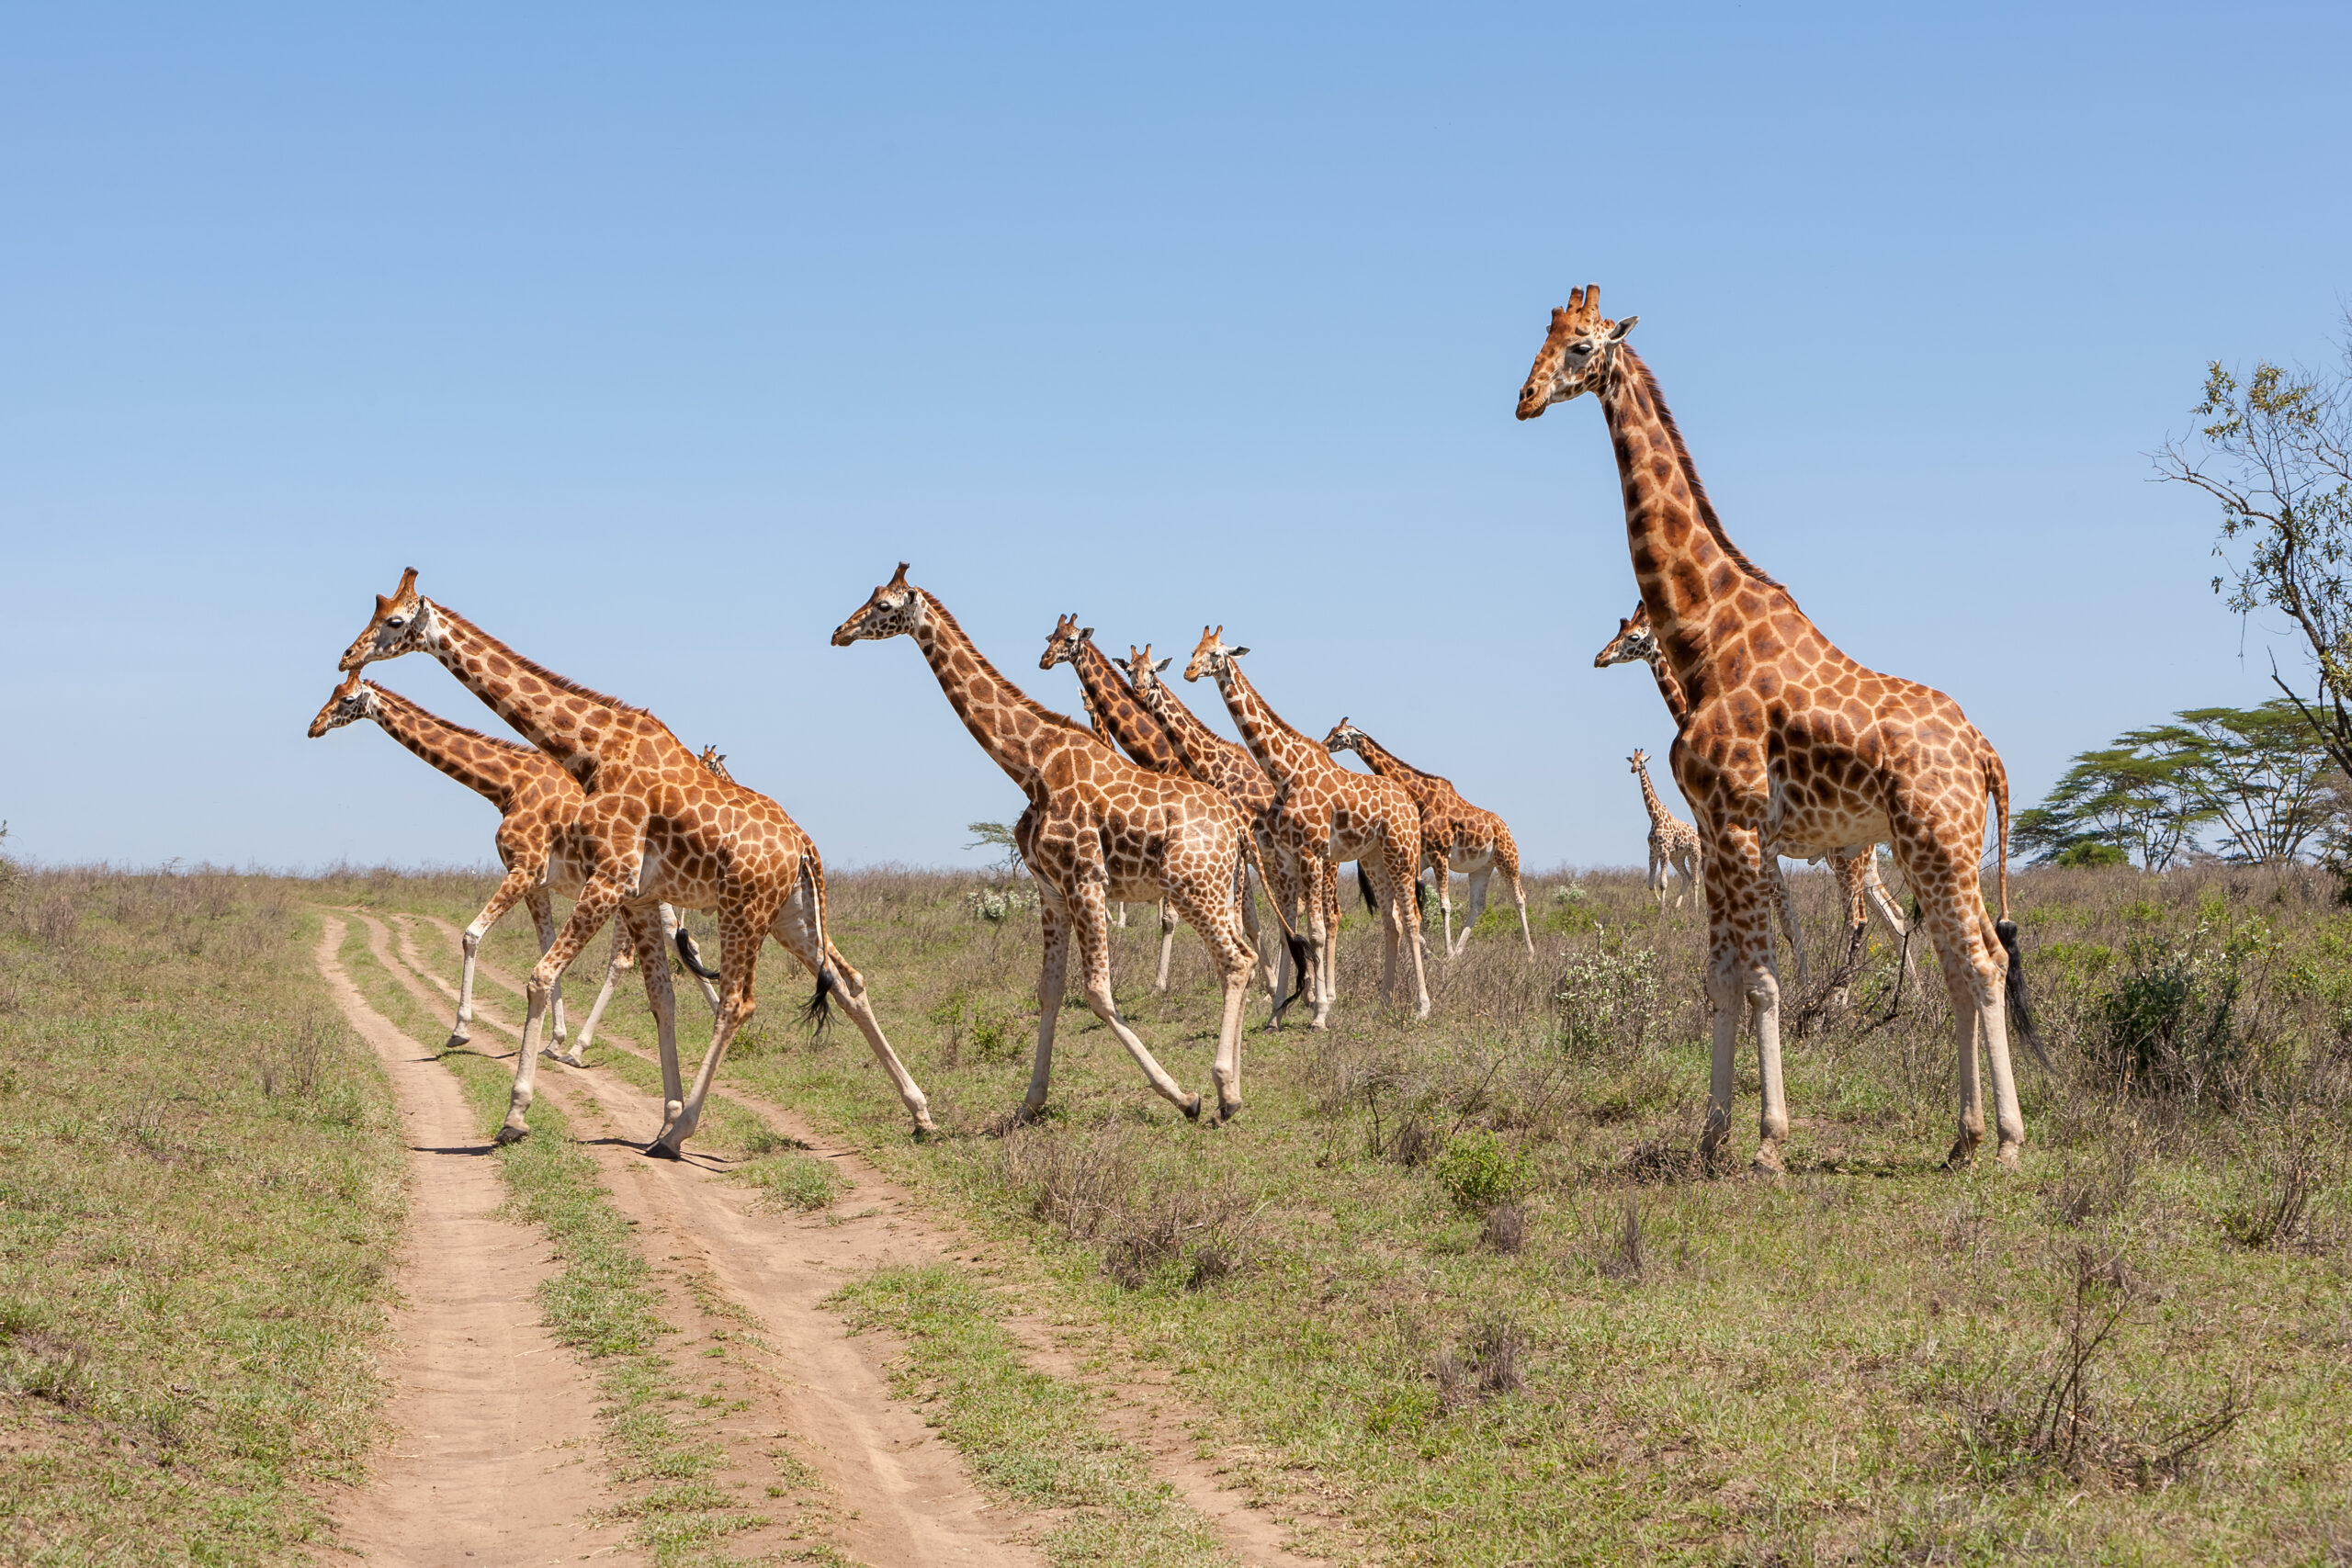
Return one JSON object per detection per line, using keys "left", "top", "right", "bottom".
{"left": 1320, "top": 720, "right": 1533, "bottom": 958}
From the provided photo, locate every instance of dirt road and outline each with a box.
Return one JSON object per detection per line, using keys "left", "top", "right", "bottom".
{"left": 311, "top": 914, "right": 637, "bottom": 1566}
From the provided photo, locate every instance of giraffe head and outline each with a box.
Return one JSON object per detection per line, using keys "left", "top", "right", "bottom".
{"left": 1124, "top": 645, "right": 1174, "bottom": 709}
{"left": 1593, "top": 602, "right": 1658, "bottom": 670}
{"left": 1038, "top": 614, "right": 1093, "bottom": 672}
{"left": 337, "top": 567, "right": 429, "bottom": 671}
{"left": 1182, "top": 626, "right": 1249, "bottom": 684}
{"left": 1628, "top": 748, "right": 1650, "bottom": 774}
{"left": 1322, "top": 717, "right": 1367, "bottom": 758}
{"left": 830, "top": 563, "right": 926, "bottom": 646}
{"left": 1515, "top": 284, "right": 1638, "bottom": 421}
{"left": 307, "top": 671, "right": 379, "bottom": 738}
{"left": 699, "top": 745, "right": 734, "bottom": 784}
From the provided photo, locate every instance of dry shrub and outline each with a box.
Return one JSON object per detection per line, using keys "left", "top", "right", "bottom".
{"left": 1589, "top": 1197, "right": 1647, "bottom": 1283}
{"left": 1954, "top": 1247, "right": 2248, "bottom": 1488}
{"left": 1003, "top": 1123, "right": 1138, "bottom": 1241}
{"left": 996, "top": 1122, "right": 1261, "bottom": 1291}
{"left": 1101, "top": 1183, "right": 1259, "bottom": 1292}
{"left": 1479, "top": 1202, "right": 1528, "bottom": 1255}
{"left": 1435, "top": 1318, "right": 1526, "bottom": 1414}
{"left": 2221, "top": 1116, "right": 2338, "bottom": 1250}
{"left": 2049, "top": 1141, "right": 2142, "bottom": 1228}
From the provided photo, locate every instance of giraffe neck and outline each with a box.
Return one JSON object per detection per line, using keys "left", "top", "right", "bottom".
{"left": 1212, "top": 662, "right": 1331, "bottom": 793}
{"left": 1634, "top": 760, "right": 1674, "bottom": 829}
{"left": 366, "top": 686, "right": 541, "bottom": 810}
{"left": 909, "top": 592, "right": 1088, "bottom": 790}
{"left": 1642, "top": 649, "right": 1690, "bottom": 723}
{"left": 1343, "top": 730, "right": 1446, "bottom": 799}
{"left": 1071, "top": 640, "right": 1186, "bottom": 774}
{"left": 414, "top": 600, "right": 654, "bottom": 778}
{"left": 1598, "top": 346, "right": 1809, "bottom": 706}
{"left": 1139, "top": 679, "right": 1264, "bottom": 793}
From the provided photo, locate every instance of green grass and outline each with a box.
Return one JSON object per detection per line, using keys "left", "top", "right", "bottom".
{"left": 834, "top": 1263, "right": 1233, "bottom": 1566}
{"left": 0, "top": 870, "right": 403, "bottom": 1566}
{"left": 414, "top": 859, "right": 2352, "bottom": 1566}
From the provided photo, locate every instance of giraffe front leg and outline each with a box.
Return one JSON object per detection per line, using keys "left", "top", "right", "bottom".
{"left": 502, "top": 882, "right": 620, "bottom": 1144}
{"left": 454, "top": 866, "right": 537, "bottom": 1049}
{"left": 1070, "top": 877, "right": 1200, "bottom": 1118}
{"left": 1394, "top": 844, "right": 1431, "bottom": 1020}
{"left": 1170, "top": 875, "right": 1254, "bottom": 1122}
{"left": 654, "top": 897, "right": 779, "bottom": 1158}
{"left": 617, "top": 902, "right": 685, "bottom": 1151}
{"left": 1238, "top": 857, "right": 1275, "bottom": 997}
{"left": 1023, "top": 889, "right": 1072, "bottom": 1120}
{"left": 823, "top": 940, "right": 936, "bottom": 1134}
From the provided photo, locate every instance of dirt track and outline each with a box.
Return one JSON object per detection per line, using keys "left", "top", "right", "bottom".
{"left": 317, "top": 904, "right": 1335, "bottom": 1566}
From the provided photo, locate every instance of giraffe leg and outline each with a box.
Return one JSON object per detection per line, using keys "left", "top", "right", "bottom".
{"left": 1238, "top": 858, "right": 1275, "bottom": 997}
{"left": 1508, "top": 863, "right": 1535, "bottom": 958}
{"left": 503, "top": 877, "right": 625, "bottom": 1144}
{"left": 1457, "top": 866, "right": 1493, "bottom": 960}
{"left": 1154, "top": 900, "right": 1176, "bottom": 993}
{"left": 1301, "top": 855, "right": 1336, "bottom": 1031}
{"left": 1166, "top": 874, "right": 1254, "bottom": 1121}
{"left": 571, "top": 921, "right": 634, "bottom": 1057}
{"left": 1371, "top": 839, "right": 1431, "bottom": 1020}
{"left": 1770, "top": 863, "right": 1810, "bottom": 990}
{"left": 526, "top": 886, "right": 572, "bottom": 1060}
{"left": 1696, "top": 832, "right": 1786, "bottom": 1173}
{"left": 1431, "top": 852, "right": 1457, "bottom": 961}
{"left": 1021, "top": 890, "right": 1072, "bottom": 1119}
{"left": 453, "top": 864, "right": 537, "bottom": 1048}
{"left": 652, "top": 893, "right": 771, "bottom": 1158}
{"left": 1069, "top": 878, "right": 1201, "bottom": 1117}
{"left": 1318, "top": 857, "right": 1342, "bottom": 1027}
{"left": 764, "top": 871, "right": 934, "bottom": 1134}
{"left": 624, "top": 901, "right": 685, "bottom": 1150}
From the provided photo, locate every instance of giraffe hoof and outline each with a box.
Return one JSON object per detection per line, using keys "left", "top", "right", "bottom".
{"left": 1750, "top": 1144, "right": 1787, "bottom": 1177}
{"left": 643, "top": 1139, "right": 685, "bottom": 1161}
{"left": 1180, "top": 1093, "right": 1204, "bottom": 1122}
{"left": 443, "top": 1032, "right": 470, "bottom": 1053}
{"left": 1217, "top": 1098, "right": 1242, "bottom": 1123}
{"left": 493, "top": 1122, "right": 529, "bottom": 1146}
{"left": 1996, "top": 1143, "right": 2023, "bottom": 1170}
{"left": 1943, "top": 1139, "right": 1980, "bottom": 1171}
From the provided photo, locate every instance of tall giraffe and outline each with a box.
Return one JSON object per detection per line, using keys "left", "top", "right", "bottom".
{"left": 1626, "top": 748, "right": 1702, "bottom": 910}
{"left": 1521, "top": 287, "right": 2036, "bottom": 1170}
{"left": 1041, "top": 615, "right": 1186, "bottom": 992}
{"left": 305, "top": 671, "right": 718, "bottom": 1060}
{"left": 1320, "top": 719, "right": 1533, "bottom": 958}
{"left": 1183, "top": 627, "right": 1430, "bottom": 1022}
{"left": 337, "top": 570, "right": 933, "bottom": 1152}
{"left": 832, "top": 567, "right": 1269, "bottom": 1121}
{"left": 1124, "top": 644, "right": 1330, "bottom": 1021}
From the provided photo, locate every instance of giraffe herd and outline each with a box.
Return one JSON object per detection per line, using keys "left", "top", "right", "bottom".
{"left": 305, "top": 282, "right": 2035, "bottom": 1175}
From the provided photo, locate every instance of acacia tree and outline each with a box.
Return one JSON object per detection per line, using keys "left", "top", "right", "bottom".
{"left": 2132, "top": 703, "right": 2334, "bottom": 863}
{"left": 2157, "top": 326, "right": 2352, "bottom": 778}
{"left": 2016, "top": 745, "right": 2211, "bottom": 869}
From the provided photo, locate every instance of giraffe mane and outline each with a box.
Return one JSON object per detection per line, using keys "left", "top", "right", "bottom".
{"left": 429, "top": 601, "right": 650, "bottom": 715}
{"left": 1631, "top": 355, "right": 1782, "bottom": 591}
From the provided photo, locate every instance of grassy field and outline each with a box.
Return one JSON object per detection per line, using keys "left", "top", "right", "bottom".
{"left": 392, "top": 856, "right": 2352, "bottom": 1566}
{"left": 7, "top": 857, "right": 2350, "bottom": 1564}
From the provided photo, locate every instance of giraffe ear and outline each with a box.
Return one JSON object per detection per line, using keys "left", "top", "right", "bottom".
{"left": 1608, "top": 315, "right": 1638, "bottom": 341}
{"left": 1154, "top": 658, "right": 1170, "bottom": 673}
{"left": 1229, "top": 646, "right": 1250, "bottom": 658}
{"left": 1079, "top": 626, "right": 1093, "bottom": 641}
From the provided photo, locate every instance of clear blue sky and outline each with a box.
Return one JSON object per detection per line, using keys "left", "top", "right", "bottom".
{"left": 5, "top": 3, "right": 2347, "bottom": 873}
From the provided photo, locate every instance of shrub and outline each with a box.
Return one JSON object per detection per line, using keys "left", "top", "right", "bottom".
{"left": 1434, "top": 1130, "right": 1530, "bottom": 1213}
{"left": 1556, "top": 944, "right": 1664, "bottom": 1056}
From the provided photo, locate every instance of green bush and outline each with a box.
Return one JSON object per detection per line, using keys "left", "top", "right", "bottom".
{"left": 1434, "top": 1131, "right": 1531, "bottom": 1213}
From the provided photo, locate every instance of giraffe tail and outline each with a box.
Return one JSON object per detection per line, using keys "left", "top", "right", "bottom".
{"left": 1987, "top": 750, "right": 2048, "bottom": 1070}
{"left": 674, "top": 925, "right": 721, "bottom": 981}
{"left": 1238, "top": 828, "right": 1310, "bottom": 1013}
{"left": 797, "top": 852, "right": 837, "bottom": 1037}
{"left": 1359, "top": 863, "right": 1379, "bottom": 916}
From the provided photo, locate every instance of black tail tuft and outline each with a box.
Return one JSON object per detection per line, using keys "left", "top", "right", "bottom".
{"left": 1413, "top": 877, "right": 1427, "bottom": 917}
{"left": 801, "top": 964, "right": 836, "bottom": 1036}
{"left": 674, "top": 927, "right": 721, "bottom": 981}
{"left": 1359, "top": 864, "right": 1378, "bottom": 916}
{"left": 1275, "top": 933, "right": 1311, "bottom": 1015}
{"left": 1996, "top": 918, "right": 2051, "bottom": 1072}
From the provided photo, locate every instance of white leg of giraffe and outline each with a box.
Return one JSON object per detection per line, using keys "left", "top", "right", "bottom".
{"left": 1860, "top": 859, "right": 1920, "bottom": 983}
{"left": 1302, "top": 855, "right": 1336, "bottom": 1031}
{"left": 1647, "top": 840, "right": 1669, "bottom": 907}
{"left": 1368, "top": 839, "right": 1431, "bottom": 1021}
{"left": 1431, "top": 854, "right": 1457, "bottom": 961}
{"left": 571, "top": 921, "right": 635, "bottom": 1057}
{"left": 1022, "top": 888, "right": 1072, "bottom": 1118}
{"left": 1153, "top": 900, "right": 1176, "bottom": 992}
{"left": 765, "top": 875, "right": 934, "bottom": 1135}
{"left": 1068, "top": 874, "right": 1199, "bottom": 1117}
{"left": 452, "top": 863, "right": 540, "bottom": 1049}
{"left": 1697, "top": 826, "right": 1787, "bottom": 1174}
{"left": 1166, "top": 871, "right": 1256, "bottom": 1121}
{"left": 1505, "top": 864, "right": 1535, "bottom": 958}
{"left": 650, "top": 894, "right": 761, "bottom": 1157}
{"left": 526, "top": 886, "right": 572, "bottom": 1057}
{"left": 1456, "top": 867, "right": 1496, "bottom": 960}
{"left": 503, "top": 876, "right": 625, "bottom": 1144}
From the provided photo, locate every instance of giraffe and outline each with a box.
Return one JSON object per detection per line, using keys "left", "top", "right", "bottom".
{"left": 1040, "top": 615, "right": 1186, "bottom": 993}
{"left": 1520, "top": 286, "right": 2037, "bottom": 1171}
{"left": 1123, "top": 644, "right": 1332, "bottom": 1022}
{"left": 337, "top": 570, "right": 933, "bottom": 1153}
{"left": 305, "top": 671, "right": 718, "bottom": 1062}
{"left": 1319, "top": 719, "right": 1533, "bottom": 958}
{"left": 1625, "top": 748, "right": 1702, "bottom": 910}
{"left": 831, "top": 566, "right": 1280, "bottom": 1121}
{"left": 1597, "top": 605, "right": 1914, "bottom": 987}
{"left": 1183, "top": 627, "right": 1430, "bottom": 1023}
